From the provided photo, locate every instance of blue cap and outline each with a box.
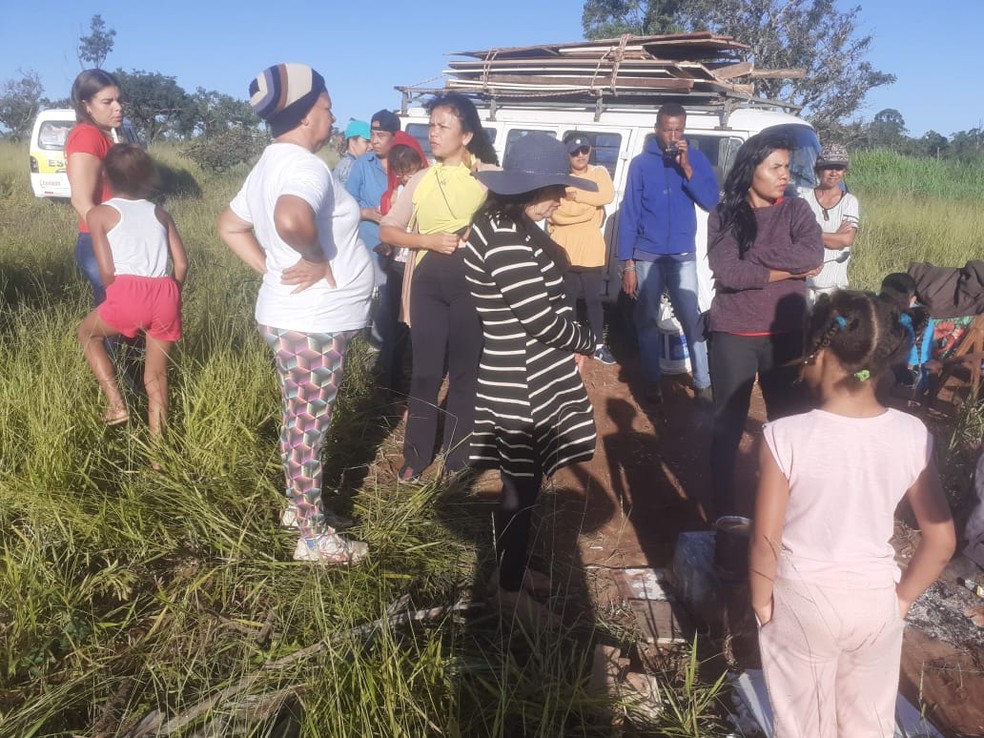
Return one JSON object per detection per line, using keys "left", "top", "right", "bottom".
{"left": 344, "top": 120, "right": 371, "bottom": 140}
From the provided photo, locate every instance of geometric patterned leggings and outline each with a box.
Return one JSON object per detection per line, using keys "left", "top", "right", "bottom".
{"left": 259, "top": 325, "right": 358, "bottom": 539}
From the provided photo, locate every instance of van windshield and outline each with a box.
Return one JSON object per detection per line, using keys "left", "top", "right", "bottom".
{"left": 38, "top": 121, "right": 73, "bottom": 150}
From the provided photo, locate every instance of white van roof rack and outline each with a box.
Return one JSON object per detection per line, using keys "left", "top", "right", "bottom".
{"left": 396, "top": 32, "right": 803, "bottom": 121}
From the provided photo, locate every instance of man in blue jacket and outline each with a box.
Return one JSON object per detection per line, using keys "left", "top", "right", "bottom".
{"left": 618, "top": 103, "right": 719, "bottom": 406}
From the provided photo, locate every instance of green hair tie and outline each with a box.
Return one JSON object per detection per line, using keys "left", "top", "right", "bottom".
{"left": 854, "top": 369, "right": 871, "bottom": 382}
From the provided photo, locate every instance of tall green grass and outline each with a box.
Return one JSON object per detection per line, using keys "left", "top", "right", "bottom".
{"left": 842, "top": 150, "right": 984, "bottom": 290}
{"left": 1, "top": 140, "right": 723, "bottom": 736}
{"left": 2, "top": 138, "right": 979, "bottom": 736}
{"left": 850, "top": 149, "right": 984, "bottom": 201}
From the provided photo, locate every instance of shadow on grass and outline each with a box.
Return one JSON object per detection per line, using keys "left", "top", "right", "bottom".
{"left": 425, "top": 458, "right": 621, "bottom": 735}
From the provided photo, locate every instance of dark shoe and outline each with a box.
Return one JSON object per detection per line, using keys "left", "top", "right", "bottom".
{"left": 593, "top": 344, "right": 617, "bottom": 365}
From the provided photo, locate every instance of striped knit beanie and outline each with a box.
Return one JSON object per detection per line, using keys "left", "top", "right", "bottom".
{"left": 249, "top": 64, "right": 327, "bottom": 137}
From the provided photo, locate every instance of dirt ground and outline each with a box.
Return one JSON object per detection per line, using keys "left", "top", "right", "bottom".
{"left": 541, "top": 335, "right": 984, "bottom": 737}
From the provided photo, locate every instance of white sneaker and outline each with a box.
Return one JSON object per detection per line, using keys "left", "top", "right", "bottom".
{"left": 293, "top": 532, "right": 369, "bottom": 566}
{"left": 281, "top": 504, "right": 353, "bottom": 530}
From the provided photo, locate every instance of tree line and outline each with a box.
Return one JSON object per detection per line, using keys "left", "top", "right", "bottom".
{"left": 834, "top": 108, "right": 984, "bottom": 162}
{"left": 0, "top": 15, "right": 267, "bottom": 172}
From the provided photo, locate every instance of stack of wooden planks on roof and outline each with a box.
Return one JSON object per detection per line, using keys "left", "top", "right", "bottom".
{"left": 438, "top": 33, "right": 774, "bottom": 104}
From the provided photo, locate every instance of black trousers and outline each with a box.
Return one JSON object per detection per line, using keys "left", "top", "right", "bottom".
{"left": 378, "top": 259, "right": 412, "bottom": 394}
{"left": 563, "top": 268, "right": 604, "bottom": 347}
{"left": 496, "top": 470, "right": 544, "bottom": 592}
{"left": 404, "top": 250, "right": 483, "bottom": 473}
{"left": 709, "top": 331, "right": 807, "bottom": 518}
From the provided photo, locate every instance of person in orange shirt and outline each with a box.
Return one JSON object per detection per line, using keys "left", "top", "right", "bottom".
{"left": 547, "top": 135, "right": 616, "bottom": 363}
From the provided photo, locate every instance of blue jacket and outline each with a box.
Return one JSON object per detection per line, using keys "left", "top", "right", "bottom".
{"left": 617, "top": 138, "right": 720, "bottom": 261}
{"left": 345, "top": 151, "right": 387, "bottom": 250}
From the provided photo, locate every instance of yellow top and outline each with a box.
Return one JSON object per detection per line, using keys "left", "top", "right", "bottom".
{"left": 547, "top": 165, "right": 615, "bottom": 268}
{"left": 410, "top": 161, "right": 486, "bottom": 264}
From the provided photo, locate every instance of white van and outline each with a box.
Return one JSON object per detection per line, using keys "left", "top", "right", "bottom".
{"left": 29, "top": 109, "right": 140, "bottom": 199}
{"left": 397, "top": 101, "right": 820, "bottom": 308}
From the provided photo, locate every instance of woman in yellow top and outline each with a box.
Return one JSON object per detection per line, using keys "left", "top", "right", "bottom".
{"left": 379, "top": 93, "right": 498, "bottom": 482}
{"left": 547, "top": 135, "right": 616, "bottom": 364}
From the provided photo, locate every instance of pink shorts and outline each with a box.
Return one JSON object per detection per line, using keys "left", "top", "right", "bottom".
{"left": 98, "top": 275, "right": 182, "bottom": 341}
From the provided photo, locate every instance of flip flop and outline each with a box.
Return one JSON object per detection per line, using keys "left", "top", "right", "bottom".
{"left": 104, "top": 411, "right": 129, "bottom": 427}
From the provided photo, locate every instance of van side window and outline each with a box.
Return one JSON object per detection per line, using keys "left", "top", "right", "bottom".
{"left": 561, "top": 131, "right": 621, "bottom": 178}
{"left": 406, "top": 123, "right": 496, "bottom": 162}
{"left": 504, "top": 129, "right": 556, "bottom": 162}
{"left": 38, "top": 122, "right": 73, "bottom": 150}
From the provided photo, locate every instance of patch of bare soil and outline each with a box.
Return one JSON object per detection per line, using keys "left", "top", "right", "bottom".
{"left": 549, "top": 339, "right": 984, "bottom": 737}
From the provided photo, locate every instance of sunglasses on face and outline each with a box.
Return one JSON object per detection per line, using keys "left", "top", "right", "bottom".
{"left": 570, "top": 147, "right": 590, "bottom": 156}
{"left": 819, "top": 165, "right": 847, "bottom": 172}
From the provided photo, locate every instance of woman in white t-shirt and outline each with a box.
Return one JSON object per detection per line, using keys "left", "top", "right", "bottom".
{"left": 218, "top": 64, "right": 374, "bottom": 566}
{"left": 797, "top": 144, "right": 860, "bottom": 301}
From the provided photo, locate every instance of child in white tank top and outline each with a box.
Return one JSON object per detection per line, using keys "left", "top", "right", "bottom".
{"left": 750, "top": 290, "right": 956, "bottom": 738}
{"left": 78, "top": 144, "right": 188, "bottom": 449}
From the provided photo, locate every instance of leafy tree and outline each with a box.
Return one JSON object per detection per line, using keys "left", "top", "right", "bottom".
{"left": 912, "top": 130, "right": 949, "bottom": 159}
{"left": 78, "top": 14, "right": 116, "bottom": 69}
{"left": 949, "top": 127, "right": 984, "bottom": 162}
{"left": 191, "top": 87, "right": 259, "bottom": 138}
{"left": 0, "top": 70, "right": 49, "bottom": 140}
{"left": 867, "top": 107, "right": 907, "bottom": 149}
{"left": 581, "top": 0, "right": 895, "bottom": 125}
{"left": 114, "top": 69, "right": 195, "bottom": 143}
{"left": 582, "top": 0, "right": 686, "bottom": 37}
{"left": 183, "top": 127, "right": 268, "bottom": 173}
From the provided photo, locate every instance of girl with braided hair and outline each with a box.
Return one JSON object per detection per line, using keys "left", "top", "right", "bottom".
{"left": 749, "top": 290, "right": 956, "bottom": 738}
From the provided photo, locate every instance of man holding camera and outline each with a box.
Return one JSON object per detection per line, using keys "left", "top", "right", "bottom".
{"left": 618, "top": 103, "right": 719, "bottom": 407}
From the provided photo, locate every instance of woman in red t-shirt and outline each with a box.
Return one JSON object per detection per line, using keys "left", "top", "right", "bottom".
{"left": 66, "top": 69, "right": 124, "bottom": 305}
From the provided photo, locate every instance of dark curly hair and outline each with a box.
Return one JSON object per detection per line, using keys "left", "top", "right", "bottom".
{"left": 711, "top": 132, "right": 790, "bottom": 257}
{"left": 805, "top": 290, "right": 910, "bottom": 385}
{"left": 425, "top": 93, "right": 498, "bottom": 165}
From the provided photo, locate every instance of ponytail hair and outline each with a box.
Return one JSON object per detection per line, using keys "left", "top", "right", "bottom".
{"left": 805, "top": 290, "right": 910, "bottom": 385}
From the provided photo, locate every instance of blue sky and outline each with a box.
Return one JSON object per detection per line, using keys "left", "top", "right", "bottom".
{"left": 0, "top": 0, "right": 979, "bottom": 138}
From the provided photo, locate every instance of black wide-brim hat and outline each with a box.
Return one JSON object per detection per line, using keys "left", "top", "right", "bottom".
{"left": 475, "top": 132, "right": 598, "bottom": 196}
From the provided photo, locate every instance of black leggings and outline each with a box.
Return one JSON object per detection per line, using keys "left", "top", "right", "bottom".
{"left": 404, "top": 250, "right": 483, "bottom": 473}
{"left": 709, "top": 331, "right": 807, "bottom": 518}
{"left": 563, "top": 268, "right": 604, "bottom": 347}
{"left": 496, "top": 470, "right": 544, "bottom": 592}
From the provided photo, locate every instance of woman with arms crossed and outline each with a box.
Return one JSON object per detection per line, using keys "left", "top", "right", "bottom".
{"left": 707, "top": 132, "right": 823, "bottom": 521}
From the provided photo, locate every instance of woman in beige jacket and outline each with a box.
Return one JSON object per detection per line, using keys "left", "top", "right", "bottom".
{"left": 547, "top": 134, "right": 616, "bottom": 363}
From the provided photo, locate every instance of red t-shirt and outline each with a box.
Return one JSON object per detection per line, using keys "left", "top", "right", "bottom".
{"left": 65, "top": 123, "right": 114, "bottom": 233}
